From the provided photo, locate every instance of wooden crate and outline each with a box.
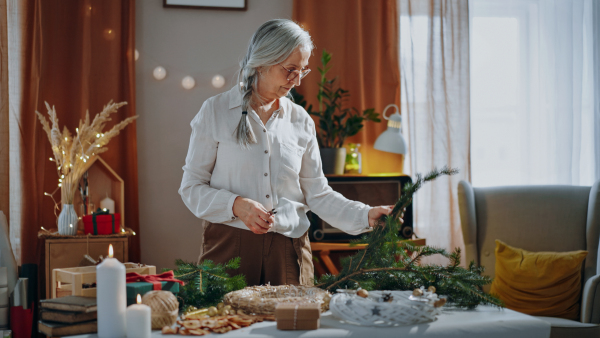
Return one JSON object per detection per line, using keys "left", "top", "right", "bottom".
{"left": 52, "top": 263, "right": 155, "bottom": 298}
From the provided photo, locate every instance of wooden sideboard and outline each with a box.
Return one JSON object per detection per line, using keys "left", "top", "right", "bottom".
{"left": 43, "top": 236, "right": 128, "bottom": 299}
{"left": 310, "top": 238, "right": 426, "bottom": 276}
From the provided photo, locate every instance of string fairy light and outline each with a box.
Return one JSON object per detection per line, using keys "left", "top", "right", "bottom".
{"left": 139, "top": 48, "right": 238, "bottom": 90}
{"left": 36, "top": 101, "right": 137, "bottom": 234}
{"left": 153, "top": 66, "right": 167, "bottom": 80}
{"left": 182, "top": 76, "right": 196, "bottom": 90}
{"left": 211, "top": 74, "right": 225, "bottom": 88}
{"left": 43, "top": 188, "right": 61, "bottom": 226}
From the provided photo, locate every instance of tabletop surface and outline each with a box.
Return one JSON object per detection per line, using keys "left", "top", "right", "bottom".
{"left": 71, "top": 305, "right": 551, "bottom": 338}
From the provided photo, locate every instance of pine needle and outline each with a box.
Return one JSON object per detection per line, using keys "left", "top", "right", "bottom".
{"left": 169, "top": 259, "right": 247, "bottom": 311}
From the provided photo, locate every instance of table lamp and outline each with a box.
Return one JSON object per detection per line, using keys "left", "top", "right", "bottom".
{"left": 374, "top": 104, "right": 407, "bottom": 154}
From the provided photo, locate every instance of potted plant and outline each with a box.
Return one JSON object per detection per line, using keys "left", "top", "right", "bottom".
{"left": 291, "top": 50, "right": 380, "bottom": 174}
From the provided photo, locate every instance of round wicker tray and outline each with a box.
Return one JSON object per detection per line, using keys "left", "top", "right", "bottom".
{"left": 329, "top": 290, "right": 443, "bottom": 327}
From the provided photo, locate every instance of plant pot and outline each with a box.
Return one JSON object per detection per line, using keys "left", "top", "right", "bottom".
{"left": 58, "top": 204, "right": 78, "bottom": 236}
{"left": 320, "top": 147, "right": 346, "bottom": 175}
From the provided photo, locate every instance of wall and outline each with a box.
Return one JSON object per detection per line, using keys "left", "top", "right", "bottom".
{"left": 136, "top": 0, "right": 293, "bottom": 270}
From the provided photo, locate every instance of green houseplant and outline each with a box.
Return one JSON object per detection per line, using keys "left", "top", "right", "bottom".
{"left": 291, "top": 50, "right": 380, "bottom": 174}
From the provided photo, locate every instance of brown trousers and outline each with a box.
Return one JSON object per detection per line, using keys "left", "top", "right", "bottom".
{"left": 199, "top": 223, "right": 314, "bottom": 286}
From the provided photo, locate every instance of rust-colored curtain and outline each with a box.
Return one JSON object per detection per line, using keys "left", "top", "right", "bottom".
{"left": 19, "top": 0, "right": 139, "bottom": 285}
{"left": 293, "top": 0, "right": 403, "bottom": 174}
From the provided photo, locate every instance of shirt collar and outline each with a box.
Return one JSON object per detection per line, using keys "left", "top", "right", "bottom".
{"left": 227, "top": 85, "right": 287, "bottom": 118}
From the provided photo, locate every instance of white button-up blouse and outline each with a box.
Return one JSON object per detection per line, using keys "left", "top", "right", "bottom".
{"left": 179, "top": 85, "right": 371, "bottom": 238}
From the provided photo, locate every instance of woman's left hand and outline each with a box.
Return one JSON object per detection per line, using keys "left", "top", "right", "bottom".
{"left": 368, "top": 205, "right": 404, "bottom": 228}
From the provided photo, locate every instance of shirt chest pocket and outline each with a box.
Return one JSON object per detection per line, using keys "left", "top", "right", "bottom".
{"left": 279, "top": 142, "right": 304, "bottom": 174}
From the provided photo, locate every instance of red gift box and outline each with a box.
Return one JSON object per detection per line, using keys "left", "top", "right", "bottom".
{"left": 83, "top": 212, "right": 121, "bottom": 235}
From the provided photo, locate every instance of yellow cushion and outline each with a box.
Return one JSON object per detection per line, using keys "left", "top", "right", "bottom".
{"left": 490, "top": 240, "right": 587, "bottom": 320}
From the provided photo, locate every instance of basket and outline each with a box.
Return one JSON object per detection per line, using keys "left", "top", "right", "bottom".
{"left": 329, "top": 290, "right": 443, "bottom": 327}
{"left": 223, "top": 285, "right": 331, "bottom": 315}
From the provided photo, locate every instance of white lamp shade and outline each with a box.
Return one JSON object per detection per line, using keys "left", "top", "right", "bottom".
{"left": 374, "top": 128, "right": 407, "bottom": 154}
{"left": 374, "top": 104, "right": 407, "bottom": 154}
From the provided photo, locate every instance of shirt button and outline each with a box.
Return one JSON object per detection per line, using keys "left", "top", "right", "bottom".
{"left": 264, "top": 150, "right": 268, "bottom": 154}
{"left": 263, "top": 129, "right": 266, "bottom": 132}
{"left": 264, "top": 173, "right": 268, "bottom": 176}
{"left": 266, "top": 195, "right": 270, "bottom": 198}
{"left": 231, "top": 216, "right": 235, "bottom": 220}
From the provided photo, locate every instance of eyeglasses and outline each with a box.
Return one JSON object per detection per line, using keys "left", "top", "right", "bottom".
{"left": 279, "top": 64, "right": 311, "bottom": 82}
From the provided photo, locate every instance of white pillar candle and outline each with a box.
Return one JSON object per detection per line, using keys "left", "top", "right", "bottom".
{"left": 126, "top": 294, "right": 152, "bottom": 338}
{"left": 100, "top": 196, "right": 115, "bottom": 214}
{"left": 97, "top": 244, "right": 127, "bottom": 338}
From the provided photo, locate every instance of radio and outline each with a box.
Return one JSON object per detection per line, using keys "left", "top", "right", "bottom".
{"left": 308, "top": 174, "right": 414, "bottom": 242}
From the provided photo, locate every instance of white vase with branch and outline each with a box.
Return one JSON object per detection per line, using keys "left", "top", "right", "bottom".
{"left": 36, "top": 101, "right": 137, "bottom": 235}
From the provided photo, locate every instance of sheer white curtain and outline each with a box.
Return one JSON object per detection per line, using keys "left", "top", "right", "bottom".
{"left": 470, "top": 0, "right": 598, "bottom": 187}
{"left": 399, "top": 0, "right": 470, "bottom": 264}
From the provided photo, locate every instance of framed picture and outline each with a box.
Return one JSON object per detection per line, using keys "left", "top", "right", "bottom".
{"left": 163, "top": 0, "right": 247, "bottom": 11}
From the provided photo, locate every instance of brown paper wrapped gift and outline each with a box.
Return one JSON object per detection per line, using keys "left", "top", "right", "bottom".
{"left": 275, "top": 303, "right": 321, "bottom": 330}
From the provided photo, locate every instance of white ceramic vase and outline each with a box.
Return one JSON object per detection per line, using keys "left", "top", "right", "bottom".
{"left": 58, "top": 204, "right": 78, "bottom": 235}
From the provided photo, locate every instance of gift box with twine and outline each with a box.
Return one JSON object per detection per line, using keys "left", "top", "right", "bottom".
{"left": 275, "top": 303, "right": 320, "bottom": 330}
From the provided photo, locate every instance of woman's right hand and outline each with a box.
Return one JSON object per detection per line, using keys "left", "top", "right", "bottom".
{"left": 232, "top": 197, "right": 274, "bottom": 234}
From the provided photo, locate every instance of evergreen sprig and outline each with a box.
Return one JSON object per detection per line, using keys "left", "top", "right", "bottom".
{"left": 315, "top": 167, "right": 503, "bottom": 309}
{"left": 167, "top": 258, "right": 246, "bottom": 311}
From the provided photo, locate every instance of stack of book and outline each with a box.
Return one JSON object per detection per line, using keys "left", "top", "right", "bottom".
{"left": 38, "top": 296, "right": 97, "bottom": 336}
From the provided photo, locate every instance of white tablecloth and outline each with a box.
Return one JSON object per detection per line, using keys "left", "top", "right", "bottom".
{"left": 70, "top": 305, "right": 551, "bottom": 338}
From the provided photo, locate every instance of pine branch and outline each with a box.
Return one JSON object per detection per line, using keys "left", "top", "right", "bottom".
{"left": 315, "top": 167, "right": 502, "bottom": 308}
{"left": 169, "top": 259, "right": 247, "bottom": 311}
{"left": 318, "top": 266, "right": 410, "bottom": 290}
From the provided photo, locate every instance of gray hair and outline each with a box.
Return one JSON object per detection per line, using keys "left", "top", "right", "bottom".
{"left": 235, "top": 19, "right": 314, "bottom": 149}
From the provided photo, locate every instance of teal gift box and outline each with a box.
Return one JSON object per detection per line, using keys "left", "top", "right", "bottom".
{"left": 126, "top": 281, "right": 180, "bottom": 306}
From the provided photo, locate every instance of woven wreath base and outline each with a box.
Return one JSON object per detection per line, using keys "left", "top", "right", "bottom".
{"left": 223, "top": 285, "right": 331, "bottom": 315}
{"left": 329, "top": 290, "right": 442, "bottom": 327}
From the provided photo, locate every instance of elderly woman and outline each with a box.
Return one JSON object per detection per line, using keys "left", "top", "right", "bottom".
{"left": 179, "top": 19, "right": 395, "bottom": 287}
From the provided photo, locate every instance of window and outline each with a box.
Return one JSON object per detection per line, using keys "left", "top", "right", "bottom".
{"left": 470, "top": 0, "right": 596, "bottom": 186}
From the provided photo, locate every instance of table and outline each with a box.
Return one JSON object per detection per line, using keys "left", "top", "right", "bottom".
{"left": 310, "top": 238, "right": 426, "bottom": 276}
{"left": 71, "top": 306, "right": 551, "bottom": 338}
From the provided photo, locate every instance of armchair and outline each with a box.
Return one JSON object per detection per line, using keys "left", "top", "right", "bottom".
{"left": 458, "top": 180, "right": 600, "bottom": 338}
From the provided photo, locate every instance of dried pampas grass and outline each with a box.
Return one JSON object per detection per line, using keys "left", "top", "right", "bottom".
{"left": 36, "top": 101, "right": 137, "bottom": 204}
